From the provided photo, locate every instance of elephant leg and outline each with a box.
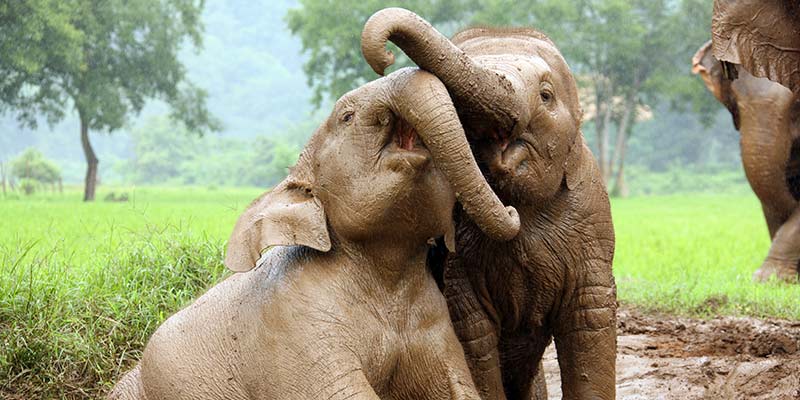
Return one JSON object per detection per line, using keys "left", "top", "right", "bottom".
{"left": 528, "top": 362, "right": 547, "bottom": 400}
{"left": 398, "top": 327, "right": 483, "bottom": 400}
{"left": 444, "top": 267, "right": 506, "bottom": 400}
{"left": 553, "top": 283, "right": 616, "bottom": 400}
{"left": 754, "top": 205, "right": 800, "bottom": 282}
{"left": 761, "top": 203, "right": 790, "bottom": 239}
{"left": 497, "top": 332, "right": 549, "bottom": 400}
{"left": 108, "top": 364, "right": 148, "bottom": 400}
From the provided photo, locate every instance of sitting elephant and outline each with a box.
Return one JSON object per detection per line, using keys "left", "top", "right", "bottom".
{"left": 108, "top": 68, "right": 521, "bottom": 400}
{"left": 711, "top": 0, "right": 800, "bottom": 94}
{"left": 362, "top": 8, "right": 617, "bottom": 400}
{"left": 693, "top": 41, "right": 800, "bottom": 282}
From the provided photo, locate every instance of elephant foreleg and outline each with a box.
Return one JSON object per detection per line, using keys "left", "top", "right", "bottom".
{"left": 444, "top": 269, "right": 507, "bottom": 400}
{"left": 108, "top": 364, "right": 148, "bottom": 400}
{"left": 754, "top": 205, "right": 800, "bottom": 282}
{"left": 528, "top": 361, "right": 548, "bottom": 400}
{"left": 553, "top": 284, "right": 616, "bottom": 400}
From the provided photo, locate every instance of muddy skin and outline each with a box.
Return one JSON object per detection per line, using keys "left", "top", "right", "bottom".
{"left": 693, "top": 42, "right": 800, "bottom": 283}
{"left": 363, "top": 9, "right": 617, "bottom": 400}
{"left": 711, "top": 0, "right": 800, "bottom": 95}
{"left": 108, "top": 69, "right": 498, "bottom": 400}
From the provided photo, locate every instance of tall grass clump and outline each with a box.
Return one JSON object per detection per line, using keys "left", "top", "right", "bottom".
{"left": 0, "top": 229, "right": 229, "bottom": 399}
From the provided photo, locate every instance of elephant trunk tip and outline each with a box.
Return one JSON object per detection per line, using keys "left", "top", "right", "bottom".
{"left": 361, "top": 8, "right": 413, "bottom": 76}
{"left": 495, "top": 205, "right": 521, "bottom": 241}
{"left": 464, "top": 201, "right": 521, "bottom": 242}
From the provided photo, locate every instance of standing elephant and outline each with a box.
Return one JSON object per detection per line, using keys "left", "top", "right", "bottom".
{"left": 108, "top": 68, "right": 519, "bottom": 400}
{"left": 693, "top": 41, "right": 800, "bottom": 282}
{"left": 711, "top": 0, "right": 800, "bottom": 94}
{"left": 362, "top": 8, "right": 617, "bottom": 400}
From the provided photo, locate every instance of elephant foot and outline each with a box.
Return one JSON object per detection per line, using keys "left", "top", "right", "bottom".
{"left": 753, "top": 259, "right": 799, "bottom": 283}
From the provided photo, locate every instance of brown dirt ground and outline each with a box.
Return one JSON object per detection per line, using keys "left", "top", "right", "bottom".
{"left": 542, "top": 307, "right": 800, "bottom": 399}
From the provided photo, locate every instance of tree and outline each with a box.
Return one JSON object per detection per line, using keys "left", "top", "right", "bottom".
{"left": 9, "top": 148, "right": 62, "bottom": 194}
{"left": 0, "top": 0, "right": 219, "bottom": 201}
{"left": 286, "top": 0, "right": 478, "bottom": 107}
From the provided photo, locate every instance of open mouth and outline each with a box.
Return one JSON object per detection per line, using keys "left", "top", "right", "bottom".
{"left": 393, "top": 118, "right": 425, "bottom": 151}
{"left": 486, "top": 129, "right": 530, "bottom": 174}
{"left": 384, "top": 118, "right": 431, "bottom": 172}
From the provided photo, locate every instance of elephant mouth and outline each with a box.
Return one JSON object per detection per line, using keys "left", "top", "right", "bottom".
{"left": 484, "top": 130, "right": 532, "bottom": 176}
{"left": 383, "top": 118, "right": 431, "bottom": 172}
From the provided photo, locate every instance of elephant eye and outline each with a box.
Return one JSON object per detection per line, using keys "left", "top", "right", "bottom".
{"left": 342, "top": 111, "right": 355, "bottom": 123}
{"left": 540, "top": 89, "right": 553, "bottom": 103}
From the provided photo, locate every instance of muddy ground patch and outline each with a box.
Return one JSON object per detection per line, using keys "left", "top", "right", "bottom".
{"left": 543, "top": 307, "right": 800, "bottom": 399}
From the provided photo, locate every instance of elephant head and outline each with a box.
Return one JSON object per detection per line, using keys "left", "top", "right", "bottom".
{"left": 711, "top": 0, "right": 800, "bottom": 94}
{"left": 226, "top": 68, "right": 520, "bottom": 272}
{"left": 361, "top": 8, "right": 586, "bottom": 205}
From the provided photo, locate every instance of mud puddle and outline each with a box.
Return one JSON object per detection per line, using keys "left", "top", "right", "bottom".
{"left": 542, "top": 307, "right": 800, "bottom": 399}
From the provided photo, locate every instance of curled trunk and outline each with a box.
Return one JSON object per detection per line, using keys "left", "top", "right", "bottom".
{"left": 390, "top": 69, "right": 520, "bottom": 241}
{"left": 361, "top": 7, "right": 526, "bottom": 133}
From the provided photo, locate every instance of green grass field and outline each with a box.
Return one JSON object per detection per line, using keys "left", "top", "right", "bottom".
{"left": 1, "top": 186, "right": 798, "bottom": 398}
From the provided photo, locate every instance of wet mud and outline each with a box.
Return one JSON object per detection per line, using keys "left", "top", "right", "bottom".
{"left": 543, "top": 307, "right": 800, "bottom": 399}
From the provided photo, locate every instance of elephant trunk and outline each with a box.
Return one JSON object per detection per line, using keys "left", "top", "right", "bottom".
{"left": 362, "top": 7, "right": 527, "bottom": 134}
{"left": 390, "top": 69, "right": 520, "bottom": 242}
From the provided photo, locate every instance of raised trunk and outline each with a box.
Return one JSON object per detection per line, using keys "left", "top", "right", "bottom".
{"left": 79, "top": 109, "right": 98, "bottom": 202}
{"left": 391, "top": 70, "right": 520, "bottom": 241}
{"left": 361, "top": 7, "right": 527, "bottom": 134}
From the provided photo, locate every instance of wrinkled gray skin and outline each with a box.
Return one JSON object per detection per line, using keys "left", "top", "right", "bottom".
{"left": 362, "top": 8, "right": 617, "bottom": 400}
{"left": 694, "top": 42, "right": 800, "bottom": 282}
{"left": 108, "top": 69, "right": 502, "bottom": 399}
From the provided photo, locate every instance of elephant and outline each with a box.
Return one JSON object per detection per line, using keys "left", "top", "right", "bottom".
{"left": 711, "top": 0, "right": 800, "bottom": 94}
{"left": 693, "top": 41, "right": 800, "bottom": 283}
{"left": 108, "top": 67, "right": 522, "bottom": 399}
{"left": 361, "top": 8, "right": 617, "bottom": 400}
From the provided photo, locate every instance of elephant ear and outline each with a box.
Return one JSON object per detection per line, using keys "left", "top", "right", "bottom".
{"left": 564, "top": 134, "right": 591, "bottom": 191}
{"left": 225, "top": 179, "right": 331, "bottom": 272}
{"left": 692, "top": 41, "right": 741, "bottom": 130}
{"left": 711, "top": 0, "right": 800, "bottom": 94}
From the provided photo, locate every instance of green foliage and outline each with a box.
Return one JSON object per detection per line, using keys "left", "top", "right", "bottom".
{"left": 17, "top": 179, "right": 38, "bottom": 195}
{"left": 0, "top": 0, "right": 217, "bottom": 133}
{"left": 624, "top": 165, "right": 750, "bottom": 197}
{"left": 286, "top": 0, "right": 476, "bottom": 107}
{"left": 0, "top": 0, "right": 84, "bottom": 125}
{"left": 0, "top": 0, "right": 219, "bottom": 200}
{"left": 9, "top": 148, "right": 62, "bottom": 196}
{"left": 10, "top": 148, "right": 61, "bottom": 185}
{"left": 121, "top": 115, "right": 315, "bottom": 187}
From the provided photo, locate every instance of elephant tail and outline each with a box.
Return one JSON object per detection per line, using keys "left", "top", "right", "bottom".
{"left": 108, "top": 364, "right": 148, "bottom": 400}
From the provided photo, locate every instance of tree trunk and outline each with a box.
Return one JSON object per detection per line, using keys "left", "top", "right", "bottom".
{"left": 595, "top": 80, "right": 613, "bottom": 182}
{"left": 1, "top": 161, "right": 6, "bottom": 196}
{"left": 79, "top": 109, "right": 98, "bottom": 202}
{"left": 610, "top": 94, "right": 636, "bottom": 197}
